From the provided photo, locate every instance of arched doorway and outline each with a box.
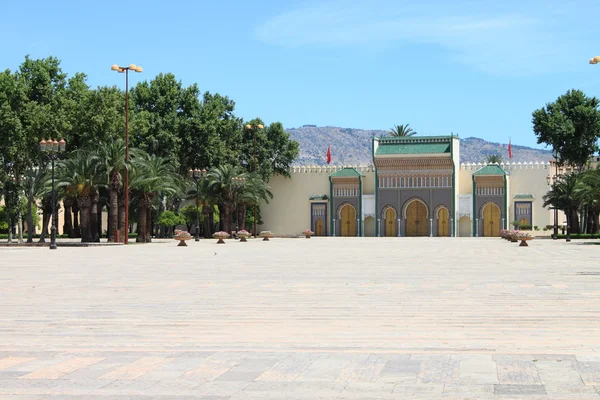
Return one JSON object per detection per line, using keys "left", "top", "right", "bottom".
{"left": 339, "top": 204, "right": 356, "bottom": 237}
{"left": 315, "top": 219, "right": 325, "bottom": 236}
{"left": 482, "top": 203, "right": 501, "bottom": 237}
{"left": 437, "top": 207, "right": 449, "bottom": 237}
{"left": 384, "top": 207, "right": 396, "bottom": 237}
{"left": 405, "top": 199, "right": 428, "bottom": 237}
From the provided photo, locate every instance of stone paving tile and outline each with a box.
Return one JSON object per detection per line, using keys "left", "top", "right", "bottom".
{"left": 574, "top": 361, "right": 600, "bottom": 385}
{"left": 416, "top": 355, "right": 460, "bottom": 384}
{"left": 256, "top": 353, "right": 324, "bottom": 382}
{"left": 496, "top": 358, "right": 541, "bottom": 385}
{"left": 336, "top": 354, "right": 387, "bottom": 384}
{"left": 493, "top": 384, "right": 547, "bottom": 395}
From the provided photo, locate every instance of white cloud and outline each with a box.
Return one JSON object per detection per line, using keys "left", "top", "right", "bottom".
{"left": 255, "top": 0, "right": 594, "bottom": 76}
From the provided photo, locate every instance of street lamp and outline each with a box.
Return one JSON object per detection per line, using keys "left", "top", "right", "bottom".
{"left": 188, "top": 168, "right": 207, "bottom": 241}
{"left": 244, "top": 123, "right": 264, "bottom": 238}
{"left": 40, "top": 138, "right": 66, "bottom": 250}
{"left": 111, "top": 63, "right": 143, "bottom": 244}
{"left": 232, "top": 176, "right": 246, "bottom": 234}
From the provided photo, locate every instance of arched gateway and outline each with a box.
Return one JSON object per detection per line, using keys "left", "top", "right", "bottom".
{"left": 437, "top": 207, "right": 449, "bottom": 237}
{"left": 482, "top": 202, "right": 501, "bottom": 237}
{"left": 339, "top": 204, "right": 357, "bottom": 237}
{"left": 404, "top": 199, "right": 428, "bottom": 237}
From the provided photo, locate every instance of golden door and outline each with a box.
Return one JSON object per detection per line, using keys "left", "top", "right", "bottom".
{"left": 406, "top": 201, "right": 428, "bottom": 236}
{"left": 437, "top": 207, "right": 449, "bottom": 237}
{"left": 385, "top": 208, "right": 396, "bottom": 237}
{"left": 315, "top": 219, "right": 324, "bottom": 236}
{"left": 519, "top": 217, "right": 528, "bottom": 227}
{"left": 483, "top": 203, "right": 500, "bottom": 237}
{"left": 340, "top": 205, "right": 356, "bottom": 237}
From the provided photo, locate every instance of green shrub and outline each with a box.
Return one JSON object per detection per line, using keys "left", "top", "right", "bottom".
{"left": 519, "top": 224, "right": 533, "bottom": 230}
{"left": 534, "top": 226, "right": 539, "bottom": 230}
{"left": 556, "top": 234, "right": 600, "bottom": 239}
{"left": 546, "top": 225, "right": 554, "bottom": 230}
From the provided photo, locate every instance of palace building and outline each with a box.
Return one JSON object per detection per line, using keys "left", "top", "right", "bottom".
{"left": 261, "top": 135, "right": 559, "bottom": 237}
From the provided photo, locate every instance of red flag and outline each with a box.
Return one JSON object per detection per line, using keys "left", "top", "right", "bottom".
{"left": 508, "top": 138, "right": 513, "bottom": 159}
{"left": 326, "top": 145, "right": 332, "bottom": 164}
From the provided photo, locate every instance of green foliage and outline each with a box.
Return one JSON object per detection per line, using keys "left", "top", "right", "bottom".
{"left": 179, "top": 204, "right": 202, "bottom": 228}
{"left": 532, "top": 89, "right": 600, "bottom": 171}
{"left": 557, "top": 234, "right": 600, "bottom": 239}
{"left": 157, "top": 210, "right": 185, "bottom": 228}
{"left": 511, "top": 220, "right": 520, "bottom": 228}
{"left": 389, "top": 124, "right": 416, "bottom": 137}
{"left": 519, "top": 224, "right": 532, "bottom": 230}
{"left": 485, "top": 154, "right": 503, "bottom": 164}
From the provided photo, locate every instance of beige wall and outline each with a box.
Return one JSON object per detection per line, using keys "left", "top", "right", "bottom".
{"left": 263, "top": 161, "right": 565, "bottom": 237}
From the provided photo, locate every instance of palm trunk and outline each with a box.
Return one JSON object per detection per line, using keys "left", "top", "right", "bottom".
{"left": 78, "top": 196, "right": 92, "bottom": 243}
{"left": 63, "top": 199, "right": 73, "bottom": 238}
{"left": 26, "top": 196, "right": 34, "bottom": 243}
{"left": 90, "top": 193, "right": 99, "bottom": 242}
{"left": 108, "top": 174, "right": 120, "bottom": 242}
{"left": 137, "top": 198, "right": 147, "bottom": 243}
{"left": 217, "top": 204, "right": 224, "bottom": 232}
{"left": 146, "top": 205, "right": 152, "bottom": 243}
{"left": 72, "top": 203, "right": 81, "bottom": 238}
{"left": 203, "top": 205, "right": 212, "bottom": 238}
{"left": 39, "top": 211, "right": 50, "bottom": 243}
{"left": 222, "top": 204, "right": 232, "bottom": 234}
{"left": 238, "top": 204, "right": 247, "bottom": 231}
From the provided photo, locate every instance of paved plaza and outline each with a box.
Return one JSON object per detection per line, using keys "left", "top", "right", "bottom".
{"left": 1, "top": 237, "right": 600, "bottom": 399}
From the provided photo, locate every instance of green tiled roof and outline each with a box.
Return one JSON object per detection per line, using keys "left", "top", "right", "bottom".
{"left": 513, "top": 194, "right": 534, "bottom": 199}
{"left": 329, "top": 168, "right": 362, "bottom": 178}
{"left": 473, "top": 164, "right": 508, "bottom": 176}
{"left": 375, "top": 142, "right": 451, "bottom": 155}
{"left": 309, "top": 194, "right": 329, "bottom": 200}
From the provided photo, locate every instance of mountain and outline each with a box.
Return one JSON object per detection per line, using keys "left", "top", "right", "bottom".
{"left": 286, "top": 126, "right": 552, "bottom": 165}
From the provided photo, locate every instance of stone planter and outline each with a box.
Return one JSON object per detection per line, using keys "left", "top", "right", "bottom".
{"left": 238, "top": 234, "right": 250, "bottom": 243}
{"left": 261, "top": 233, "right": 274, "bottom": 241}
{"left": 519, "top": 238, "right": 533, "bottom": 247}
{"left": 212, "top": 233, "right": 230, "bottom": 244}
{"left": 305, "top": 235, "right": 312, "bottom": 239}
{"left": 174, "top": 236, "right": 192, "bottom": 247}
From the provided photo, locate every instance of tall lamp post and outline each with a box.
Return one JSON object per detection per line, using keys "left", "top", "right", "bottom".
{"left": 40, "top": 138, "right": 66, "bottom": 250}
{"left": 111, "top": 63, "right": 143, "bottom": 244}
{"left": 188, "top": 168, "right": 207, "bottom": 241}
{"left": 244, "top": 123, "right": 263, "bottom": 238}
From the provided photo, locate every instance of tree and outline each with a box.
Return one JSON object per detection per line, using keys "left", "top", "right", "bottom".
{"left": 129, "top": 151, "right": 182, "bottom": 242}
{"left": 485, "top": 154, "right": 503, "bottom": 164}
{"left": 543, "top": 172, "right": 582, "bottom": 234}
{"left": 532, "top": 90, "right": 600, "bottom": 171}
{"left": 157, "top": 210, "right": 185, "bottom": 237}
{"left": 207, "top": 164, "right": 245, "bottom": 234}
{"left": 56, "top": 150, "right": 101, "bottom": 242}
{"left": 234, "top": 173, "right": 273, "bottom": 231}
{"left": 389, "top": 124, "right": 416, "bottom": 137}
{"left": 93, "top": 139, "right": 126, "bottom": 242}
{"left": 21, "top": 166, "right": 48, "bottom": 242}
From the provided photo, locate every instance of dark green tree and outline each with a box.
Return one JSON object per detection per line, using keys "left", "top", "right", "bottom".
{"left": 533, "top": 90, "right": 600, "bottom": 171}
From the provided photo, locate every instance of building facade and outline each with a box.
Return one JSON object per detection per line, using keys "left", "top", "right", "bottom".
{"left": 261, "top": 135, "right": 562, "bottom": 237}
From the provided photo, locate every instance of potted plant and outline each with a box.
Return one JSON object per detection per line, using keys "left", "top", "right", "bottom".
{"left": 516, "top": 231, "right": 533, "bottom": 247}
{"left": 174, "top": 229, "right": 193, "bottom": 247}
{"left": 511, "top": 221, "right": 521, "bottom": 230}
{"left": 260, "top": 231, "right": 274, "bottom": 241}
{"left": 509, "top": 230, "right": 519, "bottom": 243}
{"left": 212, "top": 231, "right": 230, "bottom": 244}
{"left": 302, "top": 229, "right": 314, "bottom": 239}
{"left": 237, "top": 229, "right": 250, "bottom": 242}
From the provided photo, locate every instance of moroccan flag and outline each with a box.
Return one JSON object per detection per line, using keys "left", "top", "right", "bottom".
{"left": 508, "top": 138, "right": 513, "bottom": 159}
{"left": 326, "top": 145, "right": 332, "bottom": 164}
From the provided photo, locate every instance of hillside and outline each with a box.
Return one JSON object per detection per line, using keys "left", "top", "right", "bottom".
{"left": 286, "top": 126, "right": 552, "bottom": 165}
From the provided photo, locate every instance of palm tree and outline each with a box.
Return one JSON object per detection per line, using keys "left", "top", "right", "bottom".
{"left": 185, "top": 175, "right": 219, "bottom": 238}
{"left": 389, "top": 124, "right": 416, "bottom": 137}
{"left": 577, "top": 168, "right": 600, "bottom": 233}
{"left": 129, "top": 152, "right": 181, "bottom": 242}
{"left": 207, "top": 164, "right": 244, "bottom": 234}
{"left": 22, "top": 166, "right": 49, "bottom": 243}
{"left": 93, "top": 140, "right": 126, "bottom": 242}
{"left": 485, "top": 154, "right": 503, "bottom": 164}
{"left": 543, "top": 172, "right": 582, "bottom": 234}
{"left": 234, "top": 173, "right": 273, "bottom": 231}
{"left": 56, "top": 150, "right": 102, "bottom": 242}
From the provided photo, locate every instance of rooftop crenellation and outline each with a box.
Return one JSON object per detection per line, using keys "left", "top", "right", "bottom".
{"left": 289, "top": 162, "right": 553, "bottom": 174}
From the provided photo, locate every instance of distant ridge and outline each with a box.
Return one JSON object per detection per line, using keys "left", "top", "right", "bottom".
{"left": 286, "top": 126, "right": 552, "bottom": 165}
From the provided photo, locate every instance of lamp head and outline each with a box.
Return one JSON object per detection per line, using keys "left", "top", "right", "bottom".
{"left": 128, "top": 64, "right": 137, "bottom": 70}
{"left": 39, "top": 139, "right": 47, "bottom": 152}
{"left": 594, "top": 56, "right": 600, "bottom": 63}
{"left": 111, "top": 64, "right": 120, "bottom": 71}
{"left": 245, "top": 124, "right": 251, "bottom": 130}
{"left": 58, "top": 138, "right": 66, "bottom": 152}
{"left": 257, "top": 124, "right": 264, "bottom": 129}
{"left": 135, "top": 66, "right": 143, "bottom": 73}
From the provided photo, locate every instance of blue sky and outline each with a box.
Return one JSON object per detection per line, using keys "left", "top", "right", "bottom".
{"left": 1, "top": 0, "right": 599, "bottom": 149}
